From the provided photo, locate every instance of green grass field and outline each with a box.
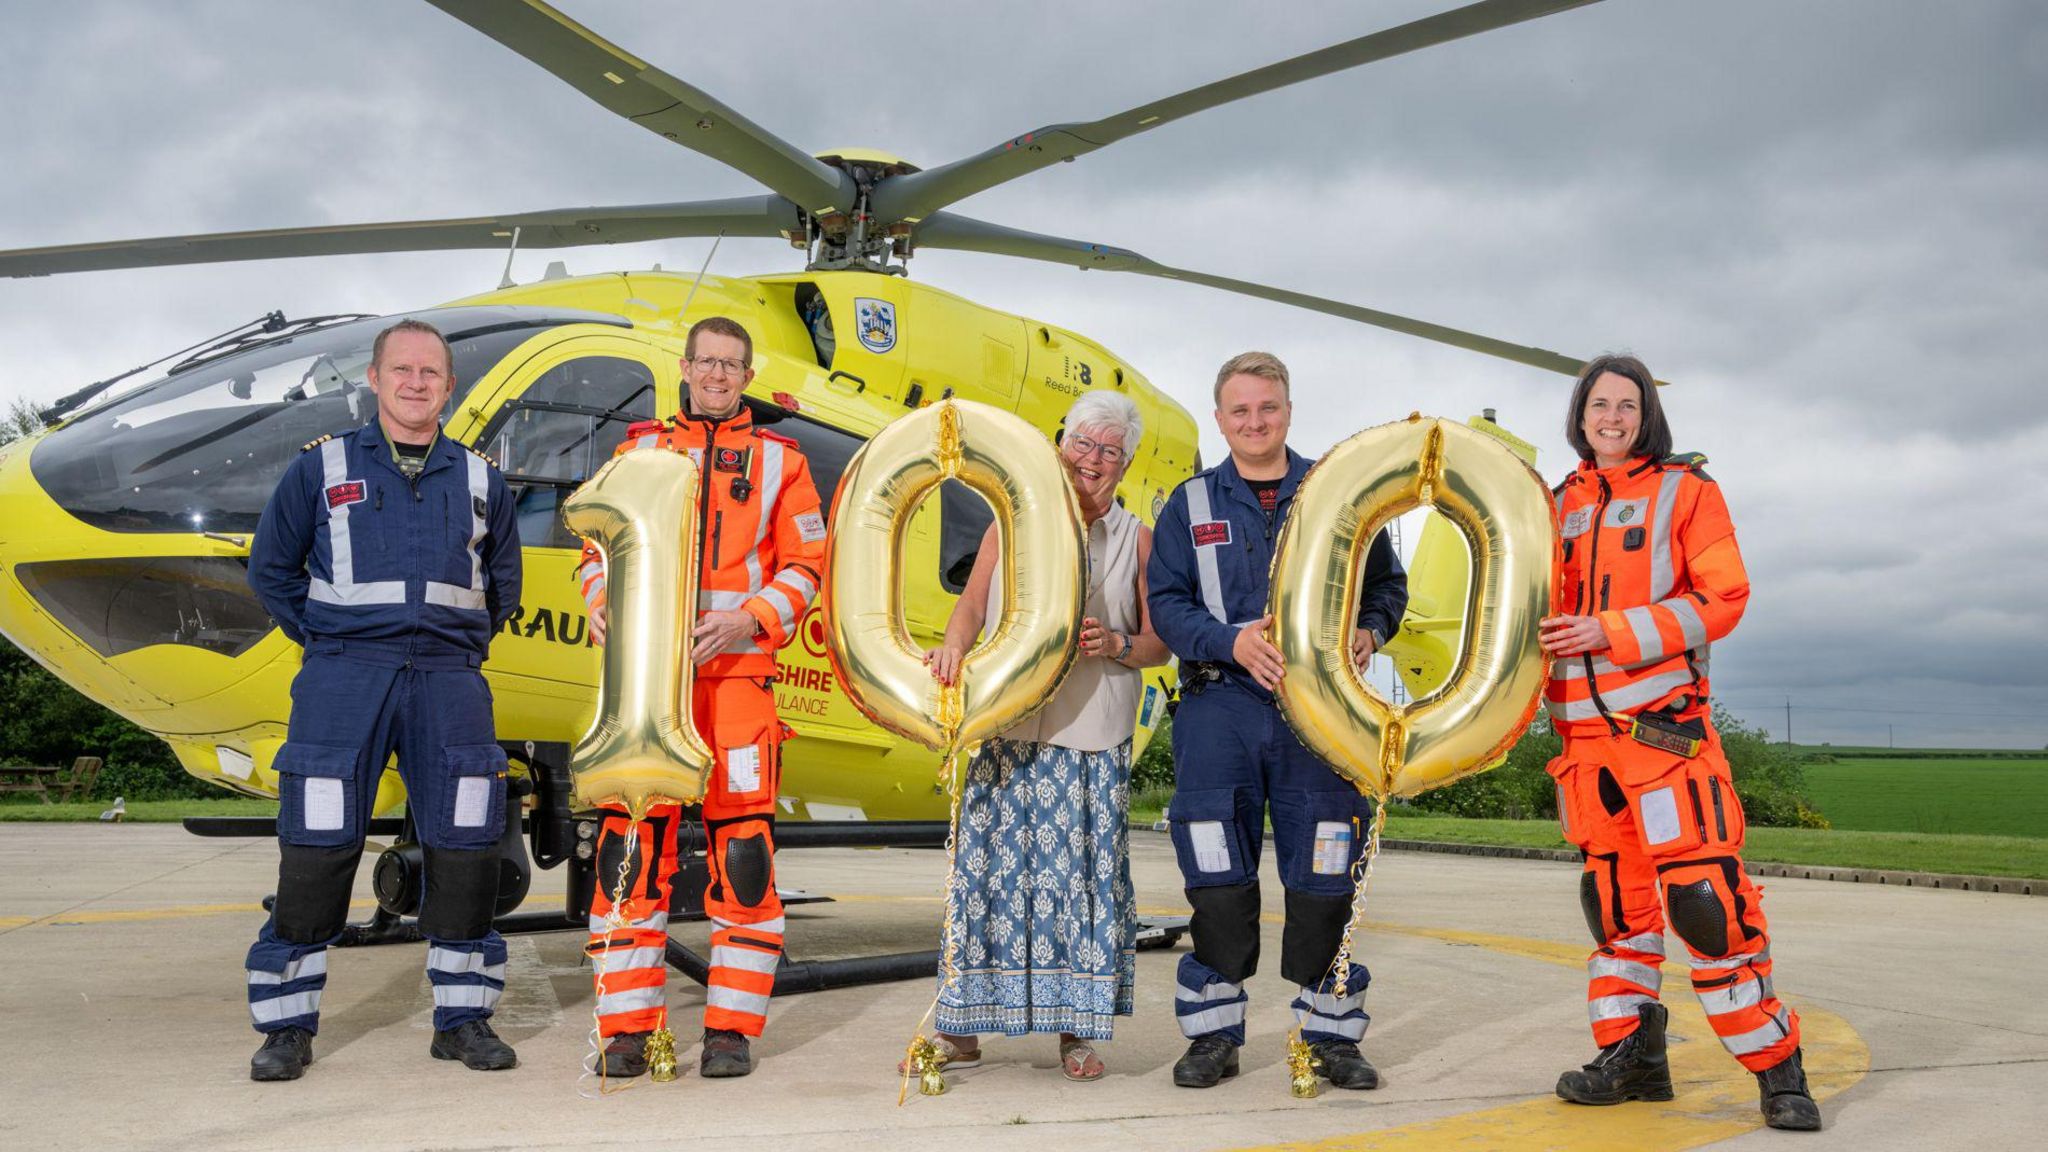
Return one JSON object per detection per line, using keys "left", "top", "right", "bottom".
{"left": 0, "top": 797, "right": 276, "bottom": 822}
{"left": 1803, "top": 758, "right": 2048, "bottom": 838}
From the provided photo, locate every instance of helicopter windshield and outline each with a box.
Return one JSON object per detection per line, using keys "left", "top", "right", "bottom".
{"left": 31, "top": 306, "right": 625, "bottom": 534}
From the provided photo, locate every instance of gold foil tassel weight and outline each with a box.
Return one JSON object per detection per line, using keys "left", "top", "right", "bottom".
{"left": 645, "top": 1027, "right": 679, "bottom": 1082}
{"left": 1287, "top": 1036, "right": 1322, "bottom": 1099}
{"left": 909, "top": 1035, "right": 948, "bottom": 1096}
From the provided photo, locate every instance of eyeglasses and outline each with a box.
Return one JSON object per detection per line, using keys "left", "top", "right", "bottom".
{"left": 687, "top": 355, "right": 749, "bottom": 377}
{"left": 1065, "top": 435, "right": 1126, "bottom": 464}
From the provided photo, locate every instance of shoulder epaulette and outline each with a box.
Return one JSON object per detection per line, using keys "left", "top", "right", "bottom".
{"left": 754, "top": 427, "right": 799, "bottom": 448}
{"left": 1662, "top": 451, "right": 1712, "bottom": 480}
{"left": 300, "top": 434, "right": 333, "bottom": 452}
{"left": 462, "top": 442, "right": 501, "bottom": 470}
{"left": 624, "top": 418, "right": 671, "bottom": 437}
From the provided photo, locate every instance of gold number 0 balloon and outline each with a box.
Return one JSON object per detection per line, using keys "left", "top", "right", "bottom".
{"left": 1271, "top": 415, "right": 1555, "bottom": 799}
{"left": 824, "top": 398, "right": 1087, "bottom": 756}
{"left": 562, "top": 447, "right": 714, "bottom": 817}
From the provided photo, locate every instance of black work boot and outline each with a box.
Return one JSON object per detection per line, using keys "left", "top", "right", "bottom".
{"left": 430, "top": 1019, "right": 518, "bottom": 1071}
{"left": 1308, "top": 1039, "right": 1381, "bottom": 1090}
{"left": 601, "top": 1031, "right": 650, "bottom": 1078}
{"left": 1172, "top": 1035, "right": 1241, "bottom": 1088}
{"left": 1556, "top": 1002, "right": 1675, "bottom": 1104}
{"left": 700, "top": 1027, "right": 753, "bottom": 1078}
{"left": 250, "top": 1026, "right": 314, "bottom": 1082}
{"left": 1756, "top": 1047, "right": 1823, "bottom": 1131}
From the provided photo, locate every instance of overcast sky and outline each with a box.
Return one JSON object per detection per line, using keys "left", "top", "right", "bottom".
{"left": 2, "top": 1, "right": 2043, "bottom": 747}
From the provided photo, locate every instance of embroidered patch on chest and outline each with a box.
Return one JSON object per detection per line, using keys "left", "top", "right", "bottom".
{"left": 714, "top": 446, "right": 747, "bottom": 474}
{"left": 1192, "top": 520, "right": 1232, "bottom": 548}
{"left": 325, "top": 480, "right": 365, "bottom": 509}
{"left": 1560, "top": 506, "right": 1594, "bottom": 538}
{"left": 1605, "top": 498, "right": 1649, "bottom": 528}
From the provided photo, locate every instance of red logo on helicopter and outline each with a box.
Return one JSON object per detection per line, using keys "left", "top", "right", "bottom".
{"left": 800, "top": 607, "right": 829, "bottom": 659}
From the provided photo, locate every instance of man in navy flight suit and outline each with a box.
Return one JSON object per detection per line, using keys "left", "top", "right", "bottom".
{"left": 1147, "top": 351, "right": 1408, "bottom": 1090}
{"left": 243, "top": 319, "right": 522, "bottom": 1081}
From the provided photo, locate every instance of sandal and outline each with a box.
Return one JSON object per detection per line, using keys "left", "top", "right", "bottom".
{"left": 897, "top": 1034, "right": 981, "bottom": 1074}
{"left": 1060, "top": 1037, "right": 1105, "bottom": 1082}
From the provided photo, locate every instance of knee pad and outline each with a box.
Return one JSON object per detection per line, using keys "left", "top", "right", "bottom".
{"left": 595, "top": 814, "right": 668, "bottom": 905}
{"left": 1186, "top": 880, "right": 1261, "bottom": 982}
{"left": 273, "top": 843, "right": 360, "bottom": 944}
{"left": 418, "top": 846, "right": 500, "bottom": 940}
{"left": 1579, "top": 852, "right": 1629, "bottom": 944}
{"left": 1663, "top": 871, "right": 1735, "bottom": 959}
{"left": 721, "top": 830, "right": 773, "bottom": 909}
{"left": 1280, "top": 888, "right": 1353, "bottom": 987}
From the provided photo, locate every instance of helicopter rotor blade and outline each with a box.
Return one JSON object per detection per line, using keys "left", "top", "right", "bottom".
{"left": 0, "top": 196, "right": 801, "bottom": 279}
{"left": 425, "top": 0, "right": 853, "bottom": 215}
{"left": 914, "top": 213, "right": 1590, "bottom": 379}
{"left": 872, "top": 0, "right": 1600, "bottom": 223}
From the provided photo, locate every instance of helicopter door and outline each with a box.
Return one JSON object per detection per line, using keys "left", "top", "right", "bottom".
{"left": 465, "top": 337, "right": 671, "bottom": 683}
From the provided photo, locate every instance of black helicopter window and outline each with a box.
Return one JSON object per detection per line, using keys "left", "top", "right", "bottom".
{"left": 29, "top": 307, "right": 622, "bottom": 535}
{"left": 767, "top": 413, "right": 861, "bottom": 514}
{"left": 481, "top": 356, "right": 659, "bottom": 549}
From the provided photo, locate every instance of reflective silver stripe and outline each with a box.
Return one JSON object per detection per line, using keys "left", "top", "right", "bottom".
{"left": 1697, "top": 978, "right": 1766, "bottom": 1017}
{"left": 595, "top": 985, "right": 666, "bottom": 1016}
{"left": 1613, "top": 931, "right": 1667, "bottom": 958}
{"left": 1174, "top": 979, "right": 1244, "bottom": 1002}
{"left": 1589, "top": 992, "right": 1657, "bottom": 1023}
{"left": 712, "top": 915, "right": 784, "bottom": 936}
{"left": 706, "top": 984, "right": 772, "bottom": 1017}
{"left": 634, "top": 434, "right": 659, "bottom": 450}
{"left": 423, "top": 582, "right": 487, "bottom": 610}
{"left": 1686, "top": 944, "right": 1768, "bottom": 972}
{"left": 589, "top": 912, "right": 669, "bottom": 935}
{"left": 757, "top": 584, "right": 799, "bottom": 634}
{"left": 699, "top": 589, "right": 752, "bottom": 611}
{"left": 1295, "top": 1009, "right": 1368, "bottom": 1041}
{"left": 743, "top": 438, "right": 786, "bottom": 595}
{"left": 250, "top": 989, "right": 321, "bottom": 1025}
{"left": 590, "top": 946, "right": 667, "bottom": 976}
{"left": 583, "top": 575, "right": 607, "bottom": 608}
{"left": 1720, "top": 1007, "right": 1791, "bottom": 1057}
{"left": 711, "top": 945, "right": 781, "bottom": 976}
{"left": 248, "top": 951, "right": 328, "bottom": 986}
{"left": 1665, "top": 596, "right": 1708, "bottom": 650}
{"left": 1295, "top": 986, "right": 1365, "bottom": 1016}
{"left": 309, "top": 577, "right": 406, "bottom": 606}
{"left": 1176, "top": 1002, "right": 1246, "bottom": 1038}
{"left": 1624, "top": 606, "right": 1665, "bottom": 662}
{"left": 1182, "top": 478, "right": 1231, "bottom": 625}
{"left": 773, "top": 566, "right": 818, "bottom": 607}
{"left": 1597, "top": 667, "right": 1697, "bottom": 714}
{"left": 1647, "top": 470, "right": 1684, "bottom": 601}
{"left": 426, "top": 946, "right": 503, "bottom": 978}
{"left": 1550, "top": 655, "right": 1624, "bottom": 681}
{"left": 433, "top": 983, "right": 501, "bottom": 1009}
{"left": 1589, "top": 956, "right": 1662, "bottom": 989}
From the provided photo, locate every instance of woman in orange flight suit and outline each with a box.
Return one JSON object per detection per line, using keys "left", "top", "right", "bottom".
{"left": 1540, "top": 354, "right": 1820, "bottom": 1132}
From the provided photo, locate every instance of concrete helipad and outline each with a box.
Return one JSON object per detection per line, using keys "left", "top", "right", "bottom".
{"left": 0, "top": 823, "right": 2041, "bottom": 1151}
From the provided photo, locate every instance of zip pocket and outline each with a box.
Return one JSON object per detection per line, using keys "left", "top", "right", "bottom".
{"left": 1710, "top": 776, "right": 1727, "bottom": 841}
{"left": 1600, "top": 573, "right": 1611, "bottom": 611}
{"left": 1686, "top": 776, "right": 1707, "bottom": 844}
{"left": 711, "top": 509, "right": 724, "bottom": 568}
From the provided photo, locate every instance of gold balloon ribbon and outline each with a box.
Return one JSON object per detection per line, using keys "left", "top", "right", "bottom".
{"left": 580, "top": 821, "right": 645, "bottom": 1098}
{"left": 898, "top": 748, "right": 967, "bottom": 1103}
{"left": 1282, "top": 800, "right": 1388, "bottom": 1100}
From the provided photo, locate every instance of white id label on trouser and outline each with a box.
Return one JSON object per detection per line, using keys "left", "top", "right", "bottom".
{"left": 302, "top": 778, "right": 345, "bottom": 831}
{"left": 1189, "top": 822, "right": 1231, "bottom": 873}
{"left": 726, "top": 746, "right": 761, "bottom": 794}
{"left": 1312, "top": 821, "right": 1353, "bottom": 874}
{"left": 453, "top": 776, "right": 491, "bottom": 828}
{"left": 1640, "top": 786, "right": 1682, "bottom": 846}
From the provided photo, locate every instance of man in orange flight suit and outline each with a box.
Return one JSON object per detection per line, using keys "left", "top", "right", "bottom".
{"left": 576, "top": 316, "right": 827, "bottom": 1079}
{"left": 1541, "top": 354, "right": 1819, "bottom": 1131}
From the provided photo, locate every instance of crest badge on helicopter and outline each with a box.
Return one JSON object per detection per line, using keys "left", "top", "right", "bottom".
{"left": 854, "top": 298, "right": 897, "bottom": 353}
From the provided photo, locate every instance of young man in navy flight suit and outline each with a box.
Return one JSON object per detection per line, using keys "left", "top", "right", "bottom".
{"left": 1147, "top": 351, "right": 1408, "bottom": 1090}
{"left": 243, "top": 319, "right": 522, "bottom": 1081}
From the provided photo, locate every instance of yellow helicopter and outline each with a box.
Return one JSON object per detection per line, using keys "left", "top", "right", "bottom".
{"left": 0, "top": 0, "right": 1589, "bottom": 959}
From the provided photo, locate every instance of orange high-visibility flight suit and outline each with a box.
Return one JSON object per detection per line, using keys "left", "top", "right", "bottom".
{"left": 1546, "top": 452, "right": 1800, "bottom": 1074}
{"left": 577, "top": 403, "right": 826, "bottom": 1038}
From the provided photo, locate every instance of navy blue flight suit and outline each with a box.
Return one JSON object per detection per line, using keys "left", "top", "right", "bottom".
{"left": 243, "top": 424, "right": 521, "bottom": 1036}
{"left": 1147, "top": 449, "right": 1407, "bottom": 1048}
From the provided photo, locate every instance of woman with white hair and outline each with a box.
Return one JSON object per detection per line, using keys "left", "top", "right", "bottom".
{"left": 917, "top": 388, "right": 1169, "bottom": 1081}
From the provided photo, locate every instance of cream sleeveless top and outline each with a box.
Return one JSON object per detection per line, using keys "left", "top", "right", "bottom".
{"left": 984, "top": 502, "right": 1143, "bottom": 752}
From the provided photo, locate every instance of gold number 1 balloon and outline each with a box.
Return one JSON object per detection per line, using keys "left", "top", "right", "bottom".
{"left": 1270, "top": 415, "right": 1555, "bottom": 799}
{"left": 824, "top": 398, "right": 1086, "bottom": 756}
{"left": 562, "top": 447, "right": 714, "bottom": 817}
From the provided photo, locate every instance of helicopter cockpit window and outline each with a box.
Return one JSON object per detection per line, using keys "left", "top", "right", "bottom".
{"left": 794, "top": 282, "right": 835, "bottom": 369}
{"left": 29, "top": 307, "right": 616, "bottom": 534}
{"left": 763, "top": 413, "right": 861, "bottom": 514}
{"left": 938, "top": 480, "right": 994, "bottom": 595}
{"left": 481, "top": 356, "right": 658, "bottom": 549}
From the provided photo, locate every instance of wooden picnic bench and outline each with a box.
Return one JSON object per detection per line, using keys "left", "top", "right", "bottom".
{"left": 0, "top": 757, "right": 103, "bottom": 804}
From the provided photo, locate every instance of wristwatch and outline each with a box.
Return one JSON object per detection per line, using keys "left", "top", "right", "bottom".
{"left": 1112, "top": 631, "right": 1133, "bottom": 662}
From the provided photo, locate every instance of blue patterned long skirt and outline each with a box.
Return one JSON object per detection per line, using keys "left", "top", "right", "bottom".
{"left": 935, "top": 736, "right": 1136, "bottom": 1040}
